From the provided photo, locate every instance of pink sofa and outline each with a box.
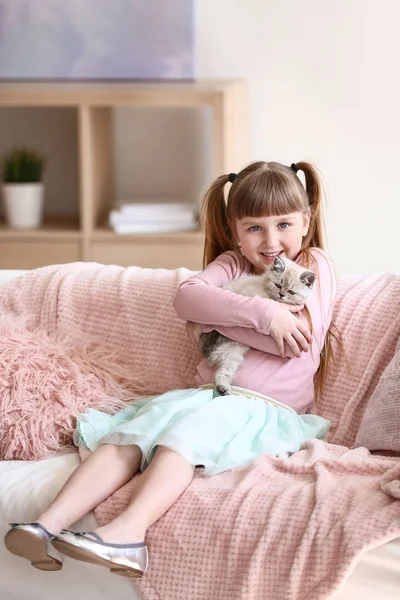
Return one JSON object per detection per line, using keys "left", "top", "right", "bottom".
{"left": 0, "top": 264, "right": 399, "bottom": 600}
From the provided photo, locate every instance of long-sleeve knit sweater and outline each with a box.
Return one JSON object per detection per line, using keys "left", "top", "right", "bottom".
{"left": 173, "top": 248, "right": 336, "bottom": 414}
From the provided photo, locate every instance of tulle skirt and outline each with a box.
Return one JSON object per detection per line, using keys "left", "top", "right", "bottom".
{"left": 74, "top": 386, "right": 331, "bottom": 476}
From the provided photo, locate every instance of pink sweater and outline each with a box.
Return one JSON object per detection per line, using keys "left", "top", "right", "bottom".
{"left": 173, "top": 248, "right": 336, "bottom": 414}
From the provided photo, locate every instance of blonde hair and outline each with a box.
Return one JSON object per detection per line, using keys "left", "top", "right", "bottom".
{"left": 200, "top": 160, "right": 336, "bottom": 402}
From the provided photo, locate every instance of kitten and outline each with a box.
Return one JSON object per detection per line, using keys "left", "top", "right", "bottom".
{"left": 199, "top": 255, "right": 316, "bottom": 396}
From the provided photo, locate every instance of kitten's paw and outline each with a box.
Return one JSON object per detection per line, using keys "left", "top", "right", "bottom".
{"left": 216, "top": 384, "right": 231, "bottom": 396}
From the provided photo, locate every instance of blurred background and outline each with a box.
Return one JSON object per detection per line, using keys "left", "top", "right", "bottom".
{"left": 0, "top": 0, "right": 399, "bottom": 275}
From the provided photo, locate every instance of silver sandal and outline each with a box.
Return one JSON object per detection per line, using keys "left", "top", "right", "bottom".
{"left": 4, "top": 522, "right": 64, "bottom": 571}
{"left": 51, "top": 529, "right": 148, "bottom": 578}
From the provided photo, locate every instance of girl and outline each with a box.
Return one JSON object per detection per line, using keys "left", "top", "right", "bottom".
{"left": 4, "top": 160, "right": 335, "bottom": 579}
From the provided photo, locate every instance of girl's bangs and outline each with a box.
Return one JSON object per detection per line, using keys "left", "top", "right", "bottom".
{"left": 230, "top": 180, "right": 305, "bottom": 220}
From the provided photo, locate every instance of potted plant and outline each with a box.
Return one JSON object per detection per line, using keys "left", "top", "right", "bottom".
{"left": 1, "top": 147, "right": 45, "bottom": 228}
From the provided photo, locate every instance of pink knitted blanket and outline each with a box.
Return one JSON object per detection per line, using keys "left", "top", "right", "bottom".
{"left": 1, "top": 263, "right": 399, "bottom": 599}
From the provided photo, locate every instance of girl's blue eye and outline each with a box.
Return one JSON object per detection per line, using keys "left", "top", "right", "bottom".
{"left": 278, "top": 222, "right": 290, "bottom": 229}
{"left": 248, "top": 225, "right": 261, "bottom": 231}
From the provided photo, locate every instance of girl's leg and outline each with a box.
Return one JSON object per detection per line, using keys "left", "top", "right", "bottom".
{"left": 94, "top": 446, "right": 195, "bottom": 544}
{"left": 38, "top": 443, "right": 142, "bottom": 534}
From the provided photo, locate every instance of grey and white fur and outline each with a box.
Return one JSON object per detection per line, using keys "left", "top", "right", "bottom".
{"left": 199, "top": 255, "right": 316, "bottom": 396}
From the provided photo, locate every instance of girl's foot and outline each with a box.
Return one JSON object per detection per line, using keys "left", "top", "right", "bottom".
{"left": 51, "top": 530, "right": 148, "bottom": 578}
{"left": 92, "top": 523, "right": 146, "bottom": 545}
{"left": 35, "top": 513, "right": 65, "bottom": 537}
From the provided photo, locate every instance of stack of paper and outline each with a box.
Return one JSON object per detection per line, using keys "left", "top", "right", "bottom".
{"left": 109, "top": 202, "right": 199, "bottom": 234}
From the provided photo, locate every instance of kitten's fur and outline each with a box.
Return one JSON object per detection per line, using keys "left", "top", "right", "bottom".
{"left": 199, "top": 256, "right": 316, "bottom": 396}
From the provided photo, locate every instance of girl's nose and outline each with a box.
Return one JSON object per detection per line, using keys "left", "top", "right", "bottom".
{"left": 263, "top": 230, "right": 277, "bottom": 248}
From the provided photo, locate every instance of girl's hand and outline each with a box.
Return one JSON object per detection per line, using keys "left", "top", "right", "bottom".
{"left": 269, "top": 304, "right": 312, "bottom": 358}
{"left": 185, "top": 321, "right": 202, "bottom": 347}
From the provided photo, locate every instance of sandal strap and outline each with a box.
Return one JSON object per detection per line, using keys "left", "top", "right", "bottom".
{"left": 60, "top": 528, "right": 145, "bottom": 549}
{"left": 61, "top": 529, "right": 103, "bottom": 543}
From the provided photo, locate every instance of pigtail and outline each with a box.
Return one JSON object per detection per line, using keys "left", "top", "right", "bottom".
{"left": 200, "top": 174, "right": 237, "bottom": 267}
{"left": 295, "top": 162, "right": 345, "bottom": 406}
{"left": 296, "top": 161, "right": 326, "bottom": 251}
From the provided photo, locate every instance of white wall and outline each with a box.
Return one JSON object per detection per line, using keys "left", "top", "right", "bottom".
{"left": 197, "top": 0, "right": 400, "bottom": 274}
{"left": 2, "top": 1, "right": 399, "bottom": 274}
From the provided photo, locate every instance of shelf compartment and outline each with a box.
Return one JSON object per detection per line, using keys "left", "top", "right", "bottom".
{"left": 91, "top": 228, "right": 203, "bottom": 270}
{"left": 91, "top": 241, "right": 202, "bottom": 270}
{"left": 0, "top": 107, "right": 80, "bottom": 223}
{"left": 0, "top": 241, "right": 80, "bottom": 269}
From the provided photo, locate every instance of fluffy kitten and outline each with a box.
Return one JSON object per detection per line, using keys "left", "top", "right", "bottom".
{"left": 199, "top": 255, "right": 316, "bottom": 396}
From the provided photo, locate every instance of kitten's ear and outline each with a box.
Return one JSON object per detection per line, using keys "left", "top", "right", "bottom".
{"left": 272, "top": 255, "right": 285, "bottom": 273}
{"left": 300, "top": 271, "right": 316, "bottom": 288}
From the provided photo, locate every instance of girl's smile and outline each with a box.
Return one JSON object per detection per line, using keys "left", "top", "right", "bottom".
{"left": 259, "top": 250, "right": 284, "bottom": 265}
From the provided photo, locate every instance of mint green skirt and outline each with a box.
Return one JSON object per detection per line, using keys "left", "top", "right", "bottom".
{"left": 74, "top": 386, "right": 331, "bottom": 476}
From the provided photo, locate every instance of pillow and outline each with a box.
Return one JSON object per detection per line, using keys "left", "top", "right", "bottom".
{"left": 0, "top": 314, "right": 141, "bottom": 460}
{"left": 354, "top": 341, "right": 400, "bottom": 453}
{"left": 315, "top": 272, "right": 400, "bottom": 448}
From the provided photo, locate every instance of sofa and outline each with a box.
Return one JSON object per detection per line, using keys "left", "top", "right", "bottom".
{"left": 0, "top": 265, "right": 399, "bottom": 600}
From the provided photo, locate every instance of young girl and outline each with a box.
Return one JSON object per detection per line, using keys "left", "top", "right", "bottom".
{"left": 4, "top": 160, "right": 335, "bottom": 579}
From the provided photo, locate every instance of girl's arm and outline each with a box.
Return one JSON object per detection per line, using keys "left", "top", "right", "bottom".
{"left": 185, "top": 321, "right": 202, "bottom": 347}
{"left": 200, "top": 321, "right": 297, "bottom": 358}
{"left": 185, "top": 320, "right": 296, "bottom": 358}
{"left": 204, "top": 248, "right": 336, "bottom": 358}
{"left": 173, "top": 251, "right": 279, "bottom": 335}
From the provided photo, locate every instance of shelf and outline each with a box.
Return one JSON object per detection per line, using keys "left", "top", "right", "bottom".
{"left": 92, "top": 227, "right": 203, "bottom": 244}
{"left": 0, "top": 218, "right": 81, "bottom": 241}
{"left": 0, "top": 80, "right": 248, "bottom": 269}
{"left": 0, "top": 80, "right": 245, "bottom": 107}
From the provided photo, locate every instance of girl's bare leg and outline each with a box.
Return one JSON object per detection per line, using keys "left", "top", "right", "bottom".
{"left": 37, "top": 444, "right": 142, "bottom": 534}
{"left": 94, "top": 446, "right": 195, "bottom": 544}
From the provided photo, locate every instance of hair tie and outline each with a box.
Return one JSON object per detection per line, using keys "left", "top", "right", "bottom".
{"left": 228, "top": 172, "right": 237, "bottom": 183}
{"left": 290, "top": 163, "right": 299, "bottom": 174}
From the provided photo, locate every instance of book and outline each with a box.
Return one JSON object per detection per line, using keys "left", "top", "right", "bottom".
{"left": 111, "top": 221, "right": 199, "bottom": 234}
{"left": 119, "top": 202, "right": 196, "bottom": 218}
{"left": 109, "top": 211, "right": 198, "bottom": 228}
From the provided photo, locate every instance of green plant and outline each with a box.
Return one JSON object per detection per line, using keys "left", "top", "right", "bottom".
{"left": 2, "top": 148, "right": 44, "bottom": 183}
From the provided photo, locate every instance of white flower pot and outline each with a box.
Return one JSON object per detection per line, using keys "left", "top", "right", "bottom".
{"left": 2, "top": 183, "right": 44, "bottom": 228}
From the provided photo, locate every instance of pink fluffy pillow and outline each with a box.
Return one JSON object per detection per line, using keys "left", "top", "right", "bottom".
{"left": 0, "top": 314, "right": 140, "bottom": 460}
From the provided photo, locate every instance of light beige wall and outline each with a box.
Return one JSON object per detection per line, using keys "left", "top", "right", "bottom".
{"left": 1, "top": 1, "right": 399, "bottom": 274}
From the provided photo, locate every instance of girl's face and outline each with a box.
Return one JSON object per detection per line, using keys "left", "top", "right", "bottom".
{"left": 234, "top": 211, "right": 310, "bottom": 274}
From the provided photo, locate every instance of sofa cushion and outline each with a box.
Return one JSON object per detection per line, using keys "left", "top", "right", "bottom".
{"left": 314, "top": 272, "right": 400, "bottom": 449}
{"left": 354, "top": 340, "right": 400, "bottom": 453}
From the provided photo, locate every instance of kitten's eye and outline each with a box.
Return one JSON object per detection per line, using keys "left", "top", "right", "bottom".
{"left": 288, "top": 290, "right": 295, "bottom": 296}
{"left": 275, "top": 283, "right": 282, "bottom": 289}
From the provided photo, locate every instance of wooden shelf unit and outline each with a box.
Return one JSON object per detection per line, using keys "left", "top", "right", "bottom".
{"left": 0, "top": 81, "right": 249, "bottom": 270}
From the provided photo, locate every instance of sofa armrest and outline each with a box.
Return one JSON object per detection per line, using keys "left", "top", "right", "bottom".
{"left": 0, "top": 270, "right": 27, "bottom": 287}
